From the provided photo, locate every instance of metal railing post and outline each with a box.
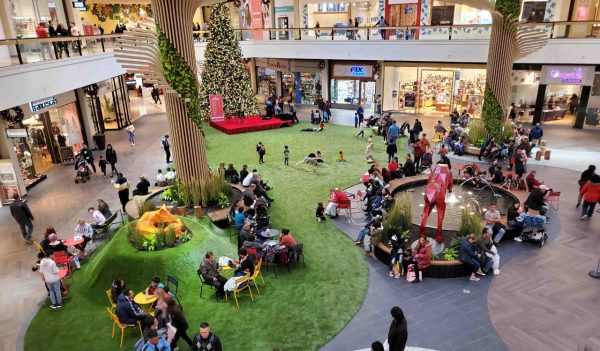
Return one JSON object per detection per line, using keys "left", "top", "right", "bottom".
{"left": 331, "top": 29, "right": 334, "bottom": 40}
{"left": 367, "top": 28, "right": 370, "bottom": 41}
{"left": 77, "top": 38, "right": 82, "bottom": 56}
{"left": 449, "top": 26, "right": 452, "bottom": 40}
{"left": 101, "top": 37, "right": 105, "bottom": 52}
{"left": 52, "top": 42, "right": 59, "bottom": 59}
{"left": 15, "top": 43, "right": 23, "bottom": 64}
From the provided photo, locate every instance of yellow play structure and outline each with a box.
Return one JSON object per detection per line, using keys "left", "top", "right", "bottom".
{"left": 136, "top": 205, "right": 185, "bottom": 239}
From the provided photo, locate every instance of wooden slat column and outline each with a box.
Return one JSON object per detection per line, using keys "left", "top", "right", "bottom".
{"left": 152, "top": 0, "right": 209, "bottom": 184}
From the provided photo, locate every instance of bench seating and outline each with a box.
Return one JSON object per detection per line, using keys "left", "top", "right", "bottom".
{"left": 125, "top": 186, "right": 169, "bottom": 219}
{"left": 94, "top": 210, "right": 123, "bottom": 240}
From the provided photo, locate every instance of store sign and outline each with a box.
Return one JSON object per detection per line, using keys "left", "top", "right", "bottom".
{"left": 275, "top": 6, "right": 294, "bottom": 13}
{"left": 29, "top": 97, "right": 57, "bottom": 112}
{"left": 72, "top": 1, "right": 86, "bottom": 10}
{"left": 268, "top": 59, "right": 289, "bottom": 71}
{"left": 5, "top": 128, "right": 27, "bottom": 138}
{"left": 541, "top": 66, "right": 595, "bottom": 86}
{"left": 333, "top": 64, "right": 374, "bottom": 79}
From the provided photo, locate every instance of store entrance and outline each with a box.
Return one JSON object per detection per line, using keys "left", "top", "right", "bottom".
{"left": 418, "top": 69, "right": 454, "bottom": 117}
{"left": 541, "top": 84, "right": 582, "bottom": 126}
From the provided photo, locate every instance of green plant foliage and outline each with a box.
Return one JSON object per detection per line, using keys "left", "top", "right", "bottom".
{"left": 142, "top": 235, "right": 158, "bottom": 251}
{"left": 450, "top": 235, "right": 466, "bottom": 251}
{"left": 500, "top": 120, "right": 516, "bottom": 141}
{"left": 201, "top": 170, "right": 231, "bottom": 207}
{"left": 383, "top": 193, "right": 412, "bottom": 244}
{"left": 217, "top": 192, "right": 229, "bottom": 209}
{"left": 199, "top": 3, "right": 259, "bottom": 117}
{"left": 495, "top": 0, "right": 521, "bottom": 19}
{"left": 177, "top": 180, "right": 192, "bottom": 208}
{"left": 125, "top": 218, "right": 144, "bottom": 250}
{"left": 160, "top": 186, "right": 183, "bottom": 206}
{"left": 179, "top": 230, "right": 191, "bottom": 243}
{"left": 190, "top": 178, "right": 202, "bottom": 207}
{"left": 481, "top": 83, "right": 505, "bottom": 142}
{"left": 442, "top": 247, "right": 459, "bottom": 261}
{"left": 467, "top": 119, "right": 488, "bottom": 146}
{"left": 458, "top": 208, "right": 483, "bottom": 239}
{"left": 165, "top": 226, "right": 176, "bottom": 248}
{"left": 136, "top": 200, "right": 156, "bottom": 217}
{"left": 156, "top": 24, "right": 204, "bottom": 128}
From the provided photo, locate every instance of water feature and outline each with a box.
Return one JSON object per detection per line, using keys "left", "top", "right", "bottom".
{"left": 398, "top": 180, "right": 517, "bottom": 232}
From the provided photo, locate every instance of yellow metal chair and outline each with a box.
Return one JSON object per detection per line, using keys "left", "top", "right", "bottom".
{"left": 248, "top": 258, "right": 265, "bottom": 294}
{"left": 33, "top": 241, "right": 45, "bottom": 255}
{"left": 106, "top": 307, "right": 142, "bottom": 347}
{"left": 225, "top": 274, "right": 254, "bottom": 309}
{"left": 432, "top": 131, "right": 445, "bottom": 149}
{"left": 105, "top": 289, "right": 116, "bottom": 312}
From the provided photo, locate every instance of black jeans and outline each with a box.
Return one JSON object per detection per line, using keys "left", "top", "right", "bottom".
{"left": 170, "top": 328, "right": 193, "bottom": 350}
{"left": 86, "top": 159, "right": 97, "bottom": 173}
{"left": 164, "top": 147, "right": 171, "bottom": 163}
{"left": 109, "top": 162, "right": 117, "bottom": 175}
{"left": 582, "top": 201, "right": 597, "bottom": 218}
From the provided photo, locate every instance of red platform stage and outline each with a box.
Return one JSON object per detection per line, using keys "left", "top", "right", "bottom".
{"left": 209, "top": 115, "right": 293, "bottom": 135}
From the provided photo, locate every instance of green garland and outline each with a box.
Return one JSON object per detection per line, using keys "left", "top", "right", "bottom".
{"left": 482, "top": 83, "right": 504, "bottom": 141}
{"left": 156, "top": 24, "right": 204, "bottom": 128}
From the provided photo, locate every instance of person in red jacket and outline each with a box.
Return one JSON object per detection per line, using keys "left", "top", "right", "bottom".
{"left": 402, "top": 237, "right": 432, "bottom": 284}
{"left": 579, "top": 174, "right": 600, "bottom": 220}
{"left": 35, "top": 22, "right": 52, "bottom": 59}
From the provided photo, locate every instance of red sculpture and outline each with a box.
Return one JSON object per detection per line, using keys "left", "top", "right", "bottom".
{"left": 420, "top": 164, "right": 453, "bottom": 243}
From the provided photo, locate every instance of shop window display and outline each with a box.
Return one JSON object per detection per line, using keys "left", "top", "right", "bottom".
{"left": 10, "top": 0, "right": 68, "bottom": 38}
{"left": 257, "top": 68, "right": 277, "bottom": 97}
{"left": 282, "top": 72, "right": 322, "bottom": 105}
{"left": 331, "top": 79, "right": 375, "bottom": 112}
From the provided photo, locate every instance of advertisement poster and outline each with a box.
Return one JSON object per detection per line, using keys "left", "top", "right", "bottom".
{"left": 250, "top": 0, "right": 263, "bottom": 40}
{"left": 209, "top": 95, "right": 225, "bottom": 121}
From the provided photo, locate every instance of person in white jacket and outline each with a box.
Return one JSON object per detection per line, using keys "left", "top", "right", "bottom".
{"left": 40, "top": 250, "right": 62, "bottom": 308}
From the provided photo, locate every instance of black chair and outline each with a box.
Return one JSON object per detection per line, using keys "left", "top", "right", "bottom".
{"left": 166, "top": 275, "right": 181, "bottom": 307}
{"left": 292, "top": 243, "right": 305, "bottom": 268}
{"left": 198, "top": 271, "right": 219, "bottom": 300}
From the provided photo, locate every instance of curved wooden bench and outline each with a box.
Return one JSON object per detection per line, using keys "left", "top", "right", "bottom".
{"left": 125, "top": 186, "right": 169, "bottom": 219}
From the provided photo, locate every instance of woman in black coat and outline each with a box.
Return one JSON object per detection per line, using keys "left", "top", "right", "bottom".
{"left": 388, "top": 306, "right": 408, "bottom": 351}
{"left": 113, "top": 173, "right": 129, "bottom": 211}
{"left": 105, "top": 144, "right": 118, "bottom": 177}
{"left": 166, "top": 298, "right": 193, "bottom": 350}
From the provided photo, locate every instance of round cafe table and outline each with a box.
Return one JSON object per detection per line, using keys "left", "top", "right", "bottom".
{"left": 134, "top": 292, "right": 157, "bottom": 312}
{"left": 63, "top": 236, "right": 84, "bottom": 247}
{"left": 260, "top": 228, "right": 280, "bottom": 239}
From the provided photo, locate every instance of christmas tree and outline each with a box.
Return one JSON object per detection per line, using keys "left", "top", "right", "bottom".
{"left": 200, "top": 3, "right": 258, "bottom": 118}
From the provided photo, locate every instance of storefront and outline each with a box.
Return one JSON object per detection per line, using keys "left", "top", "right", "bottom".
{"left": 301, "top": 0, "right": 383, "bottom": 38}
{"left": 330, "top": 61, "right": 377, "bottom": 111}
{"left": 84, "top": 76, "right": 131, "bottom": 132}
{"left": 387, "top": 0, "right": 419, "bottom": 39}
{"left": 257, "top": 67, "right": 278, "bottom": 97}
{"left": 383, "top": 63, "right": 486, "bottom": 117}
{"left": 419, "top": 2, "right": 492, "bottom": 40}
{"left": 7, "top": 0, "right": 68, "bottom": 38}
{"left": 0, "top": 90, "right": 85, "bottom": 194}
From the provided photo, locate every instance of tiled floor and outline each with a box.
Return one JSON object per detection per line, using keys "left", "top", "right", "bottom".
{"left": 1, "top": 107, "right": 599, "bottom": 351}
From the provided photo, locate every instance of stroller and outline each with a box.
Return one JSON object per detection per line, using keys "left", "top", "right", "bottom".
{"left": 516, "top": 213, "right": 548, "bottom": 247}
{"left": 74, "top": 158, "right": 91, "bottom": 184}
{"left": 399, "top": 121, "right": 410, "bottom": 137}
{"left": 420, "top": 151, "right": 433, "bottom": 172}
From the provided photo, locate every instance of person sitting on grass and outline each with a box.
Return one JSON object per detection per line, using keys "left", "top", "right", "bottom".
{"left": 315, "top": 151, "right": 324, "bottom": 162}
{"left": 192, "top": 322, "right": 222, "bottom": 351}
{"left": 116, "top": 289, "right": 148, "bottom": 325}
{"left": 337, "top": 151, "right": 346, "bottom": 162}
{"left": 145, "top": 276, "right": 164, "bottom": 298}
{"left": 199, "top": 252, "right": 227, "bottom": 299}
{"left": 316, "top": 202, "right": 326, "bottom": 222}
{"left": 233, "top": 207, "right": 246, "bottom": 230}
{"left": 458, "top": 234, "right": 486, "bottom": 281}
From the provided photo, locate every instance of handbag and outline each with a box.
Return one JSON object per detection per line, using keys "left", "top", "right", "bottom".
{"left": 405, "top": 264, "right": 422, "bottom": 282}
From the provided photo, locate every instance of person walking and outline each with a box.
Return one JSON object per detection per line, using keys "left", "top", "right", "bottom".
{"left": 387, "top": 306, "right": 408, "bottom": 351}
{"left": 10, "top": 194, "right": 34, "bottom": 243}
{"left": 283, "top": 145, "right": 289, "bottom": 166}
{"left": 151, "top": 86, "right": 162, "bottom": 104}
{"left": 125, "top": 124, "right": 135, "bottom": 147}
{"left": 167, "top": 297, "right": 194, "bottom": 350}
{"left": 579, "top": 174, "right": 600, "bottom": 220}
{"left": 161, "top": 134, "right": 171, "bottom": 163}
{"left": 577, "top": 165, "right": 596, "bottom": 208}
{"left": 81, "top": 144, "right": 96, "bottom": 173}
{"left": 529, "top": 123, "right": 544, "bottom": 146}
{"left": 112, "top": 173, "right": 130, "bottom": 212}
{"left": 257, "top": 142, "right": 266, "bottom": 164}
{"left": 105, "top": 144, "right": 118, "bottom": 177}
{"left": 40, "top": 250, "right": 62, "bottom": 309}
{"left": 356, "top": 105, "right": 364, "bottom": 128}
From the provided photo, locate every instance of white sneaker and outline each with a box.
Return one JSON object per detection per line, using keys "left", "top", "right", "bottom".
{"left": 514, "top": 236, "right": 522, "bottom": 242}
{"left": 581, "top": 215, "right": 588, "bottom": 220}
{"left": 388, "top": 271, "right": 394, "bottom": 277}
{"left": 470, "top": 276, "right": 480, "bottom": 281}
{"left": 476, "top": 270, "right": 486, "bottom": 276}
{"left": 493, "top": 269, "right": 501, "bottom": 275}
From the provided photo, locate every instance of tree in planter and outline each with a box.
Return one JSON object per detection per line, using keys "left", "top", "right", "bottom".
{"left": 199, "top": 3, "right": 259, "bottom": 117}
{"left": 457, "top": 0, "right": 548, "bottom": 140}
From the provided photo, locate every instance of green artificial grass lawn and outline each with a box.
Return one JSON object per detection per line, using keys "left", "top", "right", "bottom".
{"left": 25, "top": 122, "right": 403, "bottom": 351}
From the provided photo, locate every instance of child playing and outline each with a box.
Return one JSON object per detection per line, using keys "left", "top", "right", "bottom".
{"left": 337, "top": 151, "right": 346, "bottom": 162}
{"left": 283, "top": 145, "right": 289, "bottom": 166}
{"left": 357, "top": 121, "right": 366, "bottom": 138}
{"left": 316, "top": 202, "right": 326, "bottom": 222}
{"left": 365, "top": 141, "right": 374, "bottom": 161}
{"left": 367, "top": 135, "right": 373, "bottom": 144}
{"left": 98, "top": 156, "right": 108, "bottom": 177}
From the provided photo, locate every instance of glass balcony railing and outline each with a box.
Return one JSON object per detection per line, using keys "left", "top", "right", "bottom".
{"left": 0, "top": 21, "right": 598, "bottom": 69}
{"left": 0, "top": 34, "right": 121, "bottom": 68}
{"left": 192, "top": 20, "right": 600, "bottom": 42}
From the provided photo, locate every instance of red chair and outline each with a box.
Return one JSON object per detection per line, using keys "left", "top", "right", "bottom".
{"left": 53, "top": 251, "right": 75, "bottom": 279}
{"left": 337, "top": 199, "right": 352, "bottom": 217}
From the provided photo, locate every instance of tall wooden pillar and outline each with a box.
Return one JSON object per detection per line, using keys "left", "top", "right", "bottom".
{"left": 152, "top": 0, "right": 209, "bottom": 184}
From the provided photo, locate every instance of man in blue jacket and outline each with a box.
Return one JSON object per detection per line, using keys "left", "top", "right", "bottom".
{"left": 529, "top": 123, "right": 544, "bottom": 146}
{"left": 115, "top": 289, "right": 148, "bottom": 325}
{"left": 458, "top": 234, "right": 486, "bottom": 282}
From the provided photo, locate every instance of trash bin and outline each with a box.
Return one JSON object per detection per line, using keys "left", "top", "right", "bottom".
{"left": 93, "top": 133, "right": 106, "bottom": 150}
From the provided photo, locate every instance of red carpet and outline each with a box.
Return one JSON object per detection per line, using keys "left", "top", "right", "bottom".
{"left": 209, "top": 115, "right": 293, "bottom": 135}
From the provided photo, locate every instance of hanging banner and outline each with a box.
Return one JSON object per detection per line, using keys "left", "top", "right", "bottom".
{"left": 250, "top": 0, "right": 263, "bottom": 40}
{"left": 209, "top": 95, "right": 225, "bottom": 121}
